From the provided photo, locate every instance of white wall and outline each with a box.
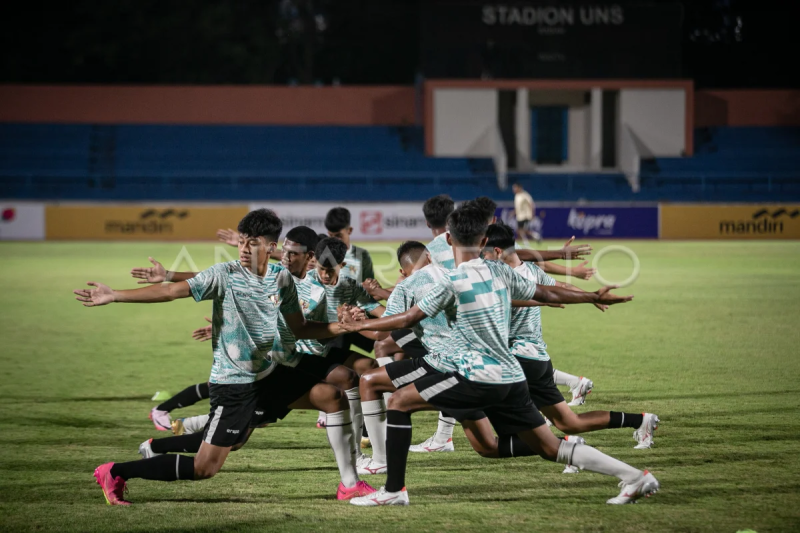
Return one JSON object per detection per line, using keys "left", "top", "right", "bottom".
{"left": 567, "top": 105, "right": 589, "bottom": 168}
{"left": 618, "top": 89, "right": 686, "bottom": 158}
{"left": 433, "top": 89, "right": 498, "bottom": 156}
{"left": 515, "top": 88, "right": 530, "bottom": 166}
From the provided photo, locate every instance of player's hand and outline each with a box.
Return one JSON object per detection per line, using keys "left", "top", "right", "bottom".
{"left": 130, "top": 256, "right": 167, "bottom": 284}
{"left": 362, "top": 278, "right": 383, "bottom": 298}
{"left": 216, "top": 228, "right": 239, "bottom": 247}
{"left": 595, "top": 285, "right": 633, "bottom": 306}
{"left": 192, "top": 317, "right": 213, "bottom": 342}
{"left": 593, "top": 303, "right": 610, "bottom": 312}
{"left": 571, "top": 260, "right": 596, "bottom": 280}
{"left": 561, "top": 236, "right": 592, "bottom": 260}
{"left": 73, "top": 282, "right": 115, "bottom": 307}
{"left": 546, "top": 303, "right": 566, "bottom": 309}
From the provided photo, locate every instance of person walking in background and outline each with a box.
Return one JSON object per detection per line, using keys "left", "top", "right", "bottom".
{"left": 512, "top": 183, "right": 541, "bottom": 245}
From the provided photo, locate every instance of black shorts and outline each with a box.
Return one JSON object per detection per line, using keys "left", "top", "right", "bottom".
{"left": 249, "top": 363, "right": 326, "bottom": 427}
{"left": 517, "top": 219, "right": 530, "bottom": 230}
{"left": 330, "top": 331, "right": 375, "bottom": 354}
{"left": 390, "top": 329, "right": 428, "bottom": 359}
{"left": 203, "top": 380, "right": 270, "bottom": 448}
{"left": 385, "top": 357, "right": 441, "bottom": 389}
{"left": 385, "top": 358, "right": 545, "bottom": 435}
{"left": 203, "top": 364, "right": 326, "bottom": 447}
{"left": 518, "top": 358, "right": 565, "bottom": 408}
{"left": 294, "top": 351, "right": 341, "bottom": 380}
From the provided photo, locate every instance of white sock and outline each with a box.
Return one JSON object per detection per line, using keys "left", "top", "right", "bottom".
{"left": 324, "top": 410, "right": 358, "bottom": 488}
{"left": 433, "top": 413, "right": 456, "bottom": 444}
{"left": 182, "top": 414, "right": 209, "bottom": 434}
{"left": 345, "top": 387, "right": 363, "bottom": 455}
{"left": 553, "top": 369, "right": 581, "bottom": 390}
{"left": 317, "top": 411, "right": 326, "bottom": 424}
{"left": 382, "top": 392, "right": 393, "bottom": 403}
{"left": 362, "top": 399, "right": 387, "bottom": 464}
{"left": 557, "top": 440, "right": 642, "bottom": 484}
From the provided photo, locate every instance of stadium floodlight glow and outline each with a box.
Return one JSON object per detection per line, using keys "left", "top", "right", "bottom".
{"left": 591, "top": 245, "right": 640, "bottom": 288}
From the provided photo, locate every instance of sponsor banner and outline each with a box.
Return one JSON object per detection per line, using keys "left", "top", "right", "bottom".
{"left": 46, "top": 205, "right": 249, "bottom": 240}
{"left": 661, "top": 205, "right": 800, "bottom": 239}
{"left": 0, "top": 202, "right": 45, "bottom": 240}
{"left": 496, "top": 205, "right": 659, "bottom": 239}
{"left": 250, "top": 203, "right": 431, "bottom": 241}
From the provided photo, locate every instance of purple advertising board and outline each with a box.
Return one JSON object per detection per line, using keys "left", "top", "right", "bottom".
{"left": 495, "top": 205, "right": 659, "bottom": 239}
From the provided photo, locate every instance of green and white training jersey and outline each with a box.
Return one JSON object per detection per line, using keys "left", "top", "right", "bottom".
{"left": 417, "top": 259, "right": 538, "bottom": 385}
{"left": 340, "top": 244, "right": 375, "bottom": 284}
{"left": 293, "top": 273, "right": 333, "bottom": 358}
{"left": 508, "top": 261, "right": 557, "bottom": 361}
{"left": 426, "top": 233, "right": 455, "bottom": 271}
{"left": 308, "top": 269, "right": 381, "bottom": 323}
{"left": 383, "top": 264, "right": 456, "bottom": 373}
{"left": 187, "top": 261, "right": 301, "bottom": 384}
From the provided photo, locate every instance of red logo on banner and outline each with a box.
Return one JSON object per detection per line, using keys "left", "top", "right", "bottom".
{"left": 1, "top": 208, "right": 15, "bottom": 222}
{"left": 360, "top": 211, "right": 383, "bottom": 235}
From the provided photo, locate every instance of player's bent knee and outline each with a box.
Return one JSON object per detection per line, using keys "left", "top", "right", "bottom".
{"left": 310, "top": 383, "right": 347, "bottom": 412}
{"left": 359, "top": 368, "right": 386, "bottom": 393}
{"left": 326, "top": 364, "right": 359, "bottom": 390}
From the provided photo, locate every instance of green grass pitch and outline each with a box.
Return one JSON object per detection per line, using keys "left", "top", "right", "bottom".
{"left": 1, "top": 240, "right": 799, "bottom": 532}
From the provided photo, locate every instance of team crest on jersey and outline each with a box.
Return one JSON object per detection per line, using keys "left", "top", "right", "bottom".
{"left": 269, "top": 294, "right": 281, "bottom": 306}
{"left": 300, "top": 299, "right": 310, "bottom": 312}
{"left": 347, "top": 265, "right": 357, "bottom": 274}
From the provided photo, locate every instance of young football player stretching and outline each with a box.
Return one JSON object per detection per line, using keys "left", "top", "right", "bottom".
{"left": 75, "top": 210, "right": 372, "bottom": 505}
{"left": 339, "top": 206, "right": 659, "bottom": 506}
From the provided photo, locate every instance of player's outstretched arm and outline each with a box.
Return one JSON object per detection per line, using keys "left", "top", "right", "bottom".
{"left": 74, "top": 280, "right": 192, "bottom": 307}
{"left": 283, "top": 312, "right": 347, "bottom": 340}
{"left": 130, "top": 257, "right": 197, "bottom": 284}
{"left": 517, "top": 236, "right": 592, "bottom": 263}
{"left": 533, "top": 284, "right": 632, "bottom": 306}
{"left": 339, "top": 305, "right": 427, "bottom": 332}
{"left": 554, "top": 280, "right": 609, "bottom": 312}
{"left": 539, "top": 260, "right": 596, "bottom": 280}
{"left": 511, "top": 300, "right": 565, "bottom": 309}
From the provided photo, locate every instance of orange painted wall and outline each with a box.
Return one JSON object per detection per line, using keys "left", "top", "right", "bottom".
{"left": 695, "top": 90, "right": 800, "bottom": 127}
{"left": 0, "top": 85, "right": 416, "bottom": 125}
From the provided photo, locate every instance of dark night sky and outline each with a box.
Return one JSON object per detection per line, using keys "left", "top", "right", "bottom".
{"left": 0, "top": 0, "right": 796, "bottom": 88}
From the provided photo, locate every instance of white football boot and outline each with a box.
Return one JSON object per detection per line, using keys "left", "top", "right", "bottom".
{"left": 633, "top": 413, "right": 660, "bottom": 449}
{"left": 356, "top": 457, "right": 388, "bottom": 475}
{"left": 567, "top": 377, "right": 594, "bottom": 406}
{"left": 138, "top": 438, "right": 161, "bottom": 459}
{"left": 350, "top": 486, "right": 409, "bottom": 506}
{"left": 607, "top": 471, "right": 660, "bottom": 504}
{"left": 409, "top": 435, "right": 454, "bottom": 453}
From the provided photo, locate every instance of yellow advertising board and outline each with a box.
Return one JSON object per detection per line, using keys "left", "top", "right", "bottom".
{"left": 46, "top": 205, "right": 249, "bottom": 240}
{"left": 661, "top": 205, "right": 800, "bottom": 239}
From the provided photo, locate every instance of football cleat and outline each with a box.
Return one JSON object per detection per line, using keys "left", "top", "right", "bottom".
{"left": 138, "top": 438, "right": 160, "bottom": 459}
{"left": 409, "top": 436, "right": 454, "bottom": 453}
{"left": 356, "top": 457, "right": 387, "bottom": 475}
{"left": 337, "top": 480, "right": 377, "bottom": 501}
{"left": 633, "top": 413, "right": 660, "bottom": 449}
{"left": 606, "top": 471, "right": 660, "bottom": 504}
{"left": 350, "top": 486, "right": 409, "bottom": 506}
{"left": 567, "top": 377, "right": 593, "bottom": 406}
{"left": 149, "top": 407, "right": 171, "bottom": 431}
{"left": 171, "top": 418, "right": 186, "bottom": 436}
{"left": 93, "top": 463, "right": 131, "bottom": 506}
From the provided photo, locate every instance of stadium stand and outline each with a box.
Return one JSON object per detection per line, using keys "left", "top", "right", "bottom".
{"left": 1, "top": 124, "right": 798, "bottom": 202}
